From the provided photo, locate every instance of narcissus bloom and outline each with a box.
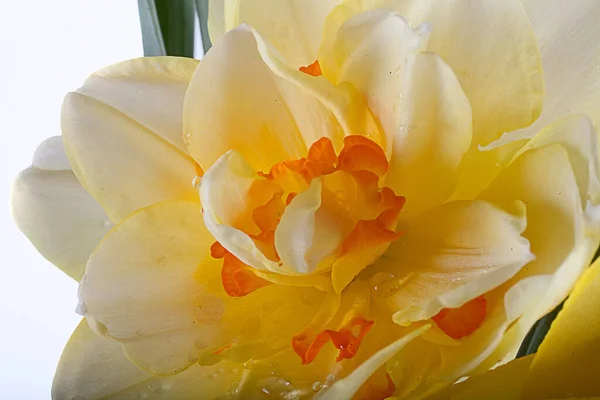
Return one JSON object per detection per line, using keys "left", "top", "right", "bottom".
{"left": 11, "top": 0, "right": 600, "bottom": 399}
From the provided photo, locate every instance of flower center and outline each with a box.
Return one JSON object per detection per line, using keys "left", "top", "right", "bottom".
{"left": 205, "top": 136, "right": 405, "bottom": 297}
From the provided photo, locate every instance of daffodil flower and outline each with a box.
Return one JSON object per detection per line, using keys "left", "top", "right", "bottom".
{"left": 11, "top": 1, "right": 600, "bottom": 399}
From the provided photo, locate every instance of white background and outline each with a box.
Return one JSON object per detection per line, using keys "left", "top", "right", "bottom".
{"left": 0, "top": 2, "right": 143, "bottom": 398}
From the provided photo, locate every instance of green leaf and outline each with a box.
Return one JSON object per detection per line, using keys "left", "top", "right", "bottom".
{"left": 138, "top": 0, "right": 196, "bottom": 58}
{"left": 516, "top": 302, "right": 564, "bottom": 358}
{"left": 138, "top": 0, "right": 166, "bottom": 56}
{"left": 194, "top": 0, "right": 212, "bottom": 54}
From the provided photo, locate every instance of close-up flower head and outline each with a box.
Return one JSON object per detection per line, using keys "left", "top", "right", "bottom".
{"left": 9, "top": 0, "right": 600, "bottom": 399}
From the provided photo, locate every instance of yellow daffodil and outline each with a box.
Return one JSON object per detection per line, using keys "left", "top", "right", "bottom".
{"left": 11, "top": 0, "right": 600, "bottom": 399}
{"left": 426, "top": 256, "right": 600, "bottom": 400}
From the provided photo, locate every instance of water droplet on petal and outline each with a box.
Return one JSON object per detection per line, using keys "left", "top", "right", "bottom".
{"left": 192, "top": 175, "right": 202, "bottom": 188}
{"left": 312, "top": 382, "right": 322, "bottom": 392}
{"left": 244, "top": 359, "right": 255, "bottom": 370}
{"left": 255, "top": 377, "right": 299, "bottom": 400}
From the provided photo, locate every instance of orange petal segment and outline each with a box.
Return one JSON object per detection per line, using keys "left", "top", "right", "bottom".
{"left": 431, "top": 296, "right": 487, "bottom": 339}
{"left": 293, "top": 315, "right": 374, "bottom": 365}
{"left": 305, "top": 137, "right": 337, "bottom": 176}
{"left": 299, "top": 60, "right": 323, "bottom": 77}
{"left": 221, "top": 252, "right": 272, "bottom": 297}
{"left": 338, "top": 135, "right": 389, "bottom": 177}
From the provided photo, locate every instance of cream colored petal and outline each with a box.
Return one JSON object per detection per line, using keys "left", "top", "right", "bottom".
{"left": 80, "top": 201, "right": 215, "bottom": 375}
{"left": 209, "top": 0, "right": 341, "bottom": 67}
{"left": 53, "top": 319, "right": 245, "bottom": 400}
{"left": 476, "top": 126, "right": 600, "bottom": 368}
{"left": 200, "top": 151, "right": 281, "bottom": 273}
{"left": 319, "top": 8, "right": 429, "bottom": 157}
{"left": 52, "top": 319, "right": 149, "bottom": 399}
{"left": 32, "top": 136, "right": 71, "bottom": 170}
{"left": 372, "top": 200, "right": 532, "bottom": 325}
{"left": 481, "top": 142, "right": 587, "bottom": 319}
{"left": 522, "top": 257, "right": 600, "bottom": 399}
{"left": 11, "top": 137, "right": 111, "bottom": 281}
{"left": 81, "top": 200, "right": 324, "bottom": 375}
{"left": 317, "top": 325, "right": 430, "bottom": 400}
{"left": 516, "top": 0, "right": 600, "bottom": 138}
{"left": 78, "top": 57, "right": 199, "bottom": 153}
{"left": 184, "top": 25, "right": 380, "bottom": 172}
{"left": 274, "top": 178, "right": 347, "bottom": 275}
{"left": 62, "top": 91, "right": 199, "bottom": 223}
{"left": 386, "top": 52, "right": 472, "bottom": 217}
{"left": 208, "top": 0, "right": 238, "bottom": 42}
{"left": 323, "top": 0, "right": 543, "bottom": 145}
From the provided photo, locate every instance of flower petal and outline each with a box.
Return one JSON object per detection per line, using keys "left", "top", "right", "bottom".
{"left": 200, "top": 150, "right": 282, "bottom": 273}
{"left": 77, "top": 57, "right": 199, "bottom": 153}
{"left": 11, "top": 137, "right": 111, "bottom": 281}
{"left": 53, "top": 319, "right": 244, "bottom": 400}
{"left": 373, "top": 200, "right": 533, "bottom": 325}
{"left": 386, "top": 52, "right": 472, "bottom": 216}
{"left": 522, "top": 257, "right": 600, "bottom": 399}
{"left": 52, "top": 319, "right": 148, "bottom": 399}
{"left": 317, "top": 325, "right": 430, "bottom": 400}
{"left": 81, "top": 201, "right": 324, "bottom": 375}
{"left": 480, "top": 142, "right": 587, "bottom": 320}
{"left": 318, "top": 8, "right": 430, "bottom": 157}
{"left": 63, "top": 58, "right": 200, "bottom": 222}
{"left": 183, "top": 25, "right": 379, "bottom": 172}
{"left": 477, "top": 119, "right": 600, "bottom": 365}
{"left": 322, "top": 0, "right": 543, "bottom": 145}
{"left": 517, "top": 0, "right": 600, "bottom": 137}
{"left": 209, "top": 0, "right": 341, "bottom": 67}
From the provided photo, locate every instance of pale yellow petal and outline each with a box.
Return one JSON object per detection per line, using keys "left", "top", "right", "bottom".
{"left": 78, "top": 57, "right": 199, "bottom": 153}
{"left": 516, "top": 0, "right": 600, "bottom": 138}
{"left": 200, "top": 150, "right": 281, "bottom": 273}
{"left": 52, "top": 319, "right": 149, "bottom": 399}
{"left": 481, "top": 143, "right": 587, "bottom": 319}
{"left": 209, "top": 0, "right": 341, "bottom": 67}
{"left": 372, "top": 200, "right": 532, "bottom": 325}
{"left": 317, "top": 325, "right": 430, "bottom": 399}
{"left": 53, "top": 319, "right": 245, "bottom": 400}
{"left": 323, "top": 0, "right": 543, "bottom": 144}
{"left": 184, "top": 25, "right": 380, "bottom": 172}
{"left": 319, "top": 8, "right": 429, "bottom": 157}
{"left": 11, "top": 137, "right": 111, "bottom": 281}
{"left": 81, "top": 201, "right": 324, "bottom": 375}
{"left": 62, "top": 91, "right": 198, "bottom": 222}
{"left": 522, "top": 257, "right": 600, "bottom": 399}
{"left": 386, "top": 52, "right": 472, "bottom": 217}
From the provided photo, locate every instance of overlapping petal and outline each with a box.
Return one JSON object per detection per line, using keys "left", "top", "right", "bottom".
{"left": 62, "top": 57, "right": 200, "bottom": 222}
{"left": 208, "top": 0, "right": 341, "bottom": 67}
{"left": 80, "top": 200, "right": 324, "bottom": 376}
{"left": 183, "top": 25, "right": 380, "bottom": 173}
{"left": 371, "top": 200, "right": 533, "bottom": 325}
{"left": 53, "top": 319, "right": 244, "bottom": 400}
{"left": 518, "top": 0, "right": 600, "bottom": 137}
{"left": 11, "top": 137, "right": 111, "bottom": 281}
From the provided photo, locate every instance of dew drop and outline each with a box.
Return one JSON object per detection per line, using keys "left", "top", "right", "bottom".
{"left": 192, "top": 175, "right": 202, "bottom": 188}
{"left": 147, "top": 381, "right": 161, "bottom": 393}
{"left": 372, "top": 272, "right": 409, "bottom": 298}
{"left": 184, "top": 132, "right": 192, "bottom": 141}
{"left": 244, "top": 359, "right": 255, "bottom": 370}
{"left": 156, "top": 255, "right": 167, "bottom": 267}
{"left": 312, "top": 382, "right": 322, "bottom": 392}
{"left": 255, "top": 377, "right": 299, "bottom": 399}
